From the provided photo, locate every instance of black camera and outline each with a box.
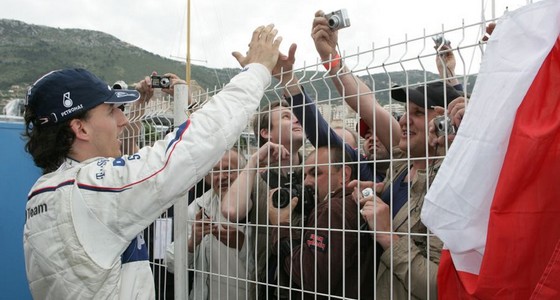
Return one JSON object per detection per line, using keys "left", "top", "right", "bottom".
{"left": 271, "top": 178, "right": 315, "bottom": 220}
{"left": 434, "top": 115, "right": 457, "bottom": 137}
{"left": 325, "top": 9, "right": 351, "bottom": 30}
{"left": 151, "top": 75, "right": 171, "bottom": 89}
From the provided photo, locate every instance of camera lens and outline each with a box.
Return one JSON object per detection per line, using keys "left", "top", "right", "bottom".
{"left": 271, "top": 188, "right": 292, "bottom": 208}
{"left": 160, "top": 77, "right": 170, "bottom": 88}
{"left": 328, "top": 16, "right": 340, "bottom": 29}
{"left": 437, "top": 121, "right": 445, "bottom": 131}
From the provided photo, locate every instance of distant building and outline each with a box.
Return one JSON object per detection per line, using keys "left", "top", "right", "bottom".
{"left": 317, "top": 104, "right": 332, "bottom": 123}
{"left": 3, "top": 99, "right": 25, "bottom": 117}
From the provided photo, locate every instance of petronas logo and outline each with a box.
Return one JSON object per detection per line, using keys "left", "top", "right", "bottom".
{"left": 63, "top": 92, "right": 73, "bottom": 108}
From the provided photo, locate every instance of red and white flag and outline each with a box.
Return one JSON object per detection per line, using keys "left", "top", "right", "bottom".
{"left": 422, "top": 0, "right": 560, "bottom": 299}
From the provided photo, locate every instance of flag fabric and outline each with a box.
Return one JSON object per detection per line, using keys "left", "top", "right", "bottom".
{"left": 421, "top": 0, "right": 560, "bottom": 299}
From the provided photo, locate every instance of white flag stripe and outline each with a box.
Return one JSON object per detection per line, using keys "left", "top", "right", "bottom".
{"left": 421, "top": 0, "right": 560, "bottom": 275}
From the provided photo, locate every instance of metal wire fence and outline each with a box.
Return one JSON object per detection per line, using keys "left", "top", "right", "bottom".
{"left": 122, "top": 14, "right": 498, "bottom": 300}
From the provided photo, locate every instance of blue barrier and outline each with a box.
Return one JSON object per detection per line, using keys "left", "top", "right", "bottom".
{"left": 0, "top": 121, "right": 39, "bottom": 299}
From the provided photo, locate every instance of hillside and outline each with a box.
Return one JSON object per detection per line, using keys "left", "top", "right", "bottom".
{"left": 0, "top": 19, "right": 237, "bottom": 91}
{"left": 0, "top": 19, "right": 476, "bottom": 110}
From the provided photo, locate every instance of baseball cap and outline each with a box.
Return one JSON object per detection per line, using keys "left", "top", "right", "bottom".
{"left": 26, "top": 68, "right": 140, "bottom": 127}
{"left": 391, "top": 81, "right": 461, "bottom": 108}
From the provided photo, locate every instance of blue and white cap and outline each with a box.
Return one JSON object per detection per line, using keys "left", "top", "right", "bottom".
{"left": 26, "top": 68, "right": 140, "bottom": 127}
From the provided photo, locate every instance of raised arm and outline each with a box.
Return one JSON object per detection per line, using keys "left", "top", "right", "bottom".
{"left": 221, "top": 142, "right": 289, "bottom": 222}
{"left": 78, "top": 24, "right": 282, "bottom": 254}
{"left": 311, "top": 10, "right": 400, "bottom": 150}
{"left": 271, "top": 42, "right": 354, "bottom": 151}
{"left": 434, "top": 43, "right": 463, "bottom": 91}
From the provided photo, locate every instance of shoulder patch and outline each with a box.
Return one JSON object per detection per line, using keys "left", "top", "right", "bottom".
{"left": 113, "top": 158, "right": 126, "bottom": 166}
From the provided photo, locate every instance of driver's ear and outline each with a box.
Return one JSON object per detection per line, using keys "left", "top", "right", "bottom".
{"left": 70, "top": 118, "right": 90, "bottom": 141}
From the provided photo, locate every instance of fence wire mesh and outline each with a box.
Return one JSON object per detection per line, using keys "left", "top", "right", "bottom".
{"left": 121, "top": 14, "right": 499, "bottom": 300}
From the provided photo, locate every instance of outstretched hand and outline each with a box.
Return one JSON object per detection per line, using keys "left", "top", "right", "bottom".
{"left": 272, "top": 43, "right": 297, "bottom": 84}
{"left": 232, "top": 24, "right": 282, "bottom": 72}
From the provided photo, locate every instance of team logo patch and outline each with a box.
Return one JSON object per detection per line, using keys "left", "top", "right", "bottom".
{"left": 305, "top": 232, "right": 328, "bottom": 252}
{"left": 62, "top": 92, "right": 73, "bottom": 108}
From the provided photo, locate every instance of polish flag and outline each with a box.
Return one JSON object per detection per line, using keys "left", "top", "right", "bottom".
{"left": 421, "top": 1, "right": 560, "bottom": 299}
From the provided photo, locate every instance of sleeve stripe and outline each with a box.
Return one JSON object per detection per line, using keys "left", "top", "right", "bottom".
{"left": 27, "top": 120, "right": 191, "bottom": 200}
{"left": 28, "top": 180, "right": 75, "bottom": 200}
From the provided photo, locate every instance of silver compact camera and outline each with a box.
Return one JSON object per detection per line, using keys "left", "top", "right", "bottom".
{"left": 433, "top": 115, "right": 457, "bottom": 137}
{"left": 151, "top": 75, "right": 171, "bottom": 89}
{"left": 325, "top": 9, "right": 351, "bottom": 30}
{"left": 432, "top": 34, "right": 451, "bottom": 47}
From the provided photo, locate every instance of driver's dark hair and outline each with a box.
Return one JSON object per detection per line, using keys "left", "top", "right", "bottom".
{"left": 23, "top": 105, "right": 91, "bottom": 174}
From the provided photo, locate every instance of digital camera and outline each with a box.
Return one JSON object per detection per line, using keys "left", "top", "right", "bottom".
{"left": 272, "top": 177, "right": 315, "bottom": 221}
{"left": 434, "top": 115, "right": 457, "bottom": 137}
{"left": 325, "top": 9, "right": 351, "bottom": 30}
{"left": 151, "top": 75, "right": 171, "bottom": 89}
{"left": 432, "top": 34, "right": 451, "bottom": 47}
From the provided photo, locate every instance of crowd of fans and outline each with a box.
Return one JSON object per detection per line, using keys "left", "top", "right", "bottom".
{"left": 22, "top": 9, "right": 496, "bottom": 300}
{"left": 158, "top": 10, "right": 476, "bottom": 300}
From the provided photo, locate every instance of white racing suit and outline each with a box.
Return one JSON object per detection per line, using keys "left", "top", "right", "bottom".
{"left": 23, "top": 64, "right": 270, "bottom": 300}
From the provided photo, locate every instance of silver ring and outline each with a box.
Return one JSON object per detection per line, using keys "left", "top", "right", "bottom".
{"left": 359, "top": 209, "right": 364, "bottom": 215}
{"left": 361, "top": 188, "right": 374, "bottom": 198}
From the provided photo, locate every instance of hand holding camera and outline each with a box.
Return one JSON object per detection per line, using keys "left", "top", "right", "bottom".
{"left": 268, "top": 172, "right": 315, "bottom": 225}
{"left": 429, "top": 113, "right": 457, "bottom": 149}
{"left": 432, "top": 34, "right": 451, "bottom": 48}
{"left": 324, "top": 9, "right": 351, "bottom": 31}
{"left": 268, "top": 187, "right": 302, "bottom": 225}
{"left": 151, "top": 75, "right": 171, "bottom": 89}
{"left": 433, "top": 34, "right": 458, "bottom": 86}
{"left": 429, "top": 97, "right": 467, "bottom": 148}
{"left": 149, "top": 73, "right": 187, "bottom": 97}
{"left": 433, "top": 115, "right": 457, "bottom": 137}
